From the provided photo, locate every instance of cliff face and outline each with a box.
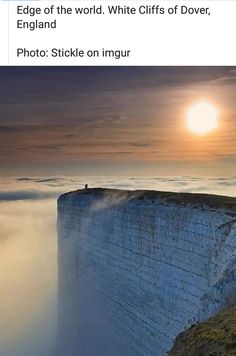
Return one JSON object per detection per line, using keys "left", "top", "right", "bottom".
{"left": 57, "top": 188, "right": 236, "bottom": 356}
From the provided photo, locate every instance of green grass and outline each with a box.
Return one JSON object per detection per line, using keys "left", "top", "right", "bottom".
{"left": 168, "top": 307, "right": 236, "bottom": 355}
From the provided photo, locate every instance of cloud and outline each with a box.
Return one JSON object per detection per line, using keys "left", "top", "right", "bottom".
{"left": 129, "top": 142, "right": 150, "bottom": 148}
{"left": 17, "top": 177, "right": 63, "bottom": 183}
{"left": 0, "top": 125, "right": 21, "bottom": 133}
{"left": 1, "top": 175, "right": 236, "bottom": 202}
{"left": 0, "top": 190, "right": 60, "bottom": 201}
{"left": 36, "top": 178, "right": 62, "bottom": 183}
{"left": 35, "top": 144, "right": 63, "bottom": 151}
{"left": 17, "top": 177, "right": 33, "bottom": 181}
{"left": 179, "top": 185, "right": 210, "bottom": 193}
{"left": 215, "top": 153, "right": 236, "bottom": 162}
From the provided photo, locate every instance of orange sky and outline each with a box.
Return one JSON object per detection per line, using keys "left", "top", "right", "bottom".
{"left": 0, "top": 67, "right": 236, "bottom": 176}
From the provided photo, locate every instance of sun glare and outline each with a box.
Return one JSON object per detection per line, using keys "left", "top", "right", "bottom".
{"left": 186, "top": 102, "right": 219, "bottom": 135}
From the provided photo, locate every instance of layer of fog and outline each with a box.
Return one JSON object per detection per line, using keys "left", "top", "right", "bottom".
{"left": 0, "top": 199, "right": 56, "bottom": 356}
{"left": 1, "top": 175, "right": 236, "bottom": 201}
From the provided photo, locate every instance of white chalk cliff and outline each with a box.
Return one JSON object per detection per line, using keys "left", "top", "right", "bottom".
{"left": 57, "top": 188, "right": 236, "bottom": 356}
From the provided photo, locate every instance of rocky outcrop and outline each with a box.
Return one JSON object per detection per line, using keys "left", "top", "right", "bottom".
{"left": 57, "top": 188, "right": 236, "bottom": 355}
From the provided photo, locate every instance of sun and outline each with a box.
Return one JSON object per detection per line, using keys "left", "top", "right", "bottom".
{"left": 186, "top": 102, "right": 219, "bottom": 135}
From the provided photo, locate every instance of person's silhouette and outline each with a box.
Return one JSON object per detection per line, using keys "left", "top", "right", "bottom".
{"left": 85, "top": 184, "right": 88, "bottom": 189}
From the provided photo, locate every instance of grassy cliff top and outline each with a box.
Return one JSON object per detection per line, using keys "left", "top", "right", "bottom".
{"left": 168, "top": 306, "right": 236, "bottom": 356}
{"left": 59, "top": 188, "right": 236, "bottom": 212}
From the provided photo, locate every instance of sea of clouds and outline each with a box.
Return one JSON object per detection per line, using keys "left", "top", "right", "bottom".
{"left": 1, "top": 175, "right": 236, "bottom": 201}
{"left": 0, "top": 175, "right": 236, "bottom": 356}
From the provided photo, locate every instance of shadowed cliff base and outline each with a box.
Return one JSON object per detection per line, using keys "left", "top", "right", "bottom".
{"left": 168, "top": 306, "right": 236, "bottom": 356}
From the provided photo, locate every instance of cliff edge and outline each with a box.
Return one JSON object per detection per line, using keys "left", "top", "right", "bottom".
{"left": 57, "top": 188, "right": 236, "bottom": 356}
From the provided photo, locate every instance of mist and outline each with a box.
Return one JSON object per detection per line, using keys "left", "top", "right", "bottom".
{"left": 0, "top": 199, "right": 57, "bottom": 356}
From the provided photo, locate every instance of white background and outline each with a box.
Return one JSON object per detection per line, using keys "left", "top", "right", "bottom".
{"left": 1, "top": 1, "right": 236, "bottom": 65}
